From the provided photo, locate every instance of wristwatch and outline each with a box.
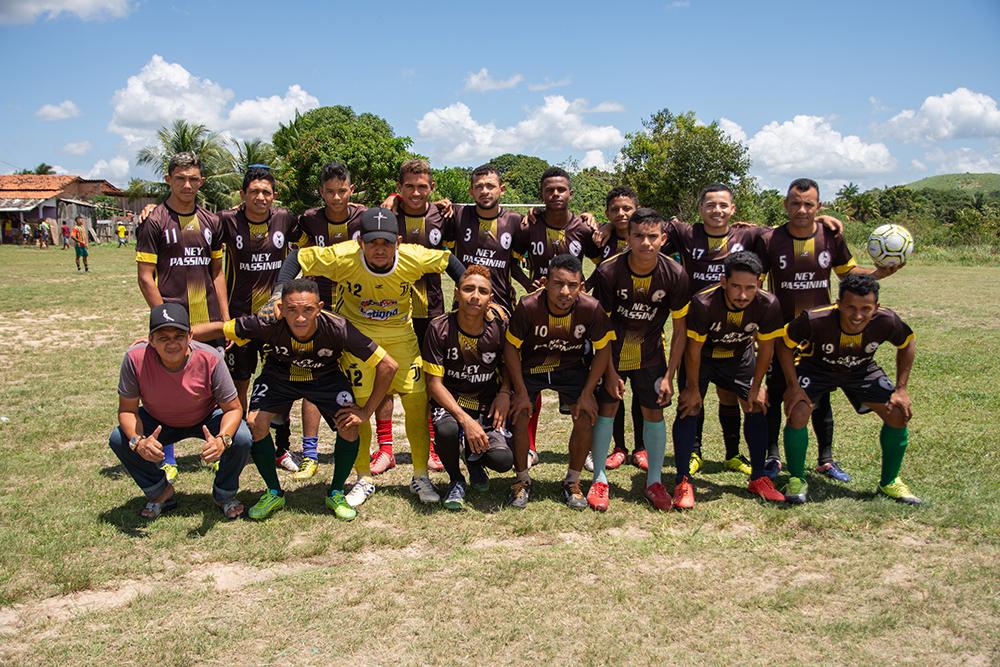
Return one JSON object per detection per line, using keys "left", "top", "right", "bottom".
{"left": 220, "top": 434, "right": 233, "bottom": 450}
{"left": 129, "top": 435, "right": 141, "bottom": 451}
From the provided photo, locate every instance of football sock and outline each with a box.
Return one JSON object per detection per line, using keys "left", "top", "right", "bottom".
{"left": 643, "top": 419, "right": 667, "bottom": 486}
{"left": 528, "top": 395, "right": 541, "bottom": 452}
{"left": 879, "top": 425, "right": 908, "bottom": 486}
{"left": 744, "top": 412, "right": 769, "bottom": 480}
{"left": 302, "top": 436, "right": 319, "bottom": 461}
{"left": 272, "top": 421, "right": 291, "bottom": 455}
{"left": 401, "top": 392, "right": 431, "bottom": 477}
{"left": 814, "top": 392, "right": 835, "bottom": 465}
{"left": 783, "top": 426, "right": 809, "bottom": 480}
{"left": 694, "top": 410, "right": 705, "bottom": 456}
{"left": 672, "top": 415, "right": 699, "bottom": 484}
{"left": 376, "top": 418, "right": 393, "bottom": 453}
{"left": 329, "top": 434, "right": 360, "bottom": 495}
{"left": 719, "top": 403, "right": 742, "bottom": 459}
{"left": 161, "top": 443, "right": 176, "bottom": 466}
{"left": 591, "top": 416, "right": 615, "bottom": 483}
{"left": 632, "top": 398, "right": 646, "bottom": 451}
{"left": 251, "top": 434, "right": 282, "bottom": 493}
{"left": 612, "top": 401, "right": 626, "bottom": 451}
{"left": 354, "top": 415, "right": 373, "bottom": 476}
{"left": 766, "top": 382, "right": 783, "bottom": 459}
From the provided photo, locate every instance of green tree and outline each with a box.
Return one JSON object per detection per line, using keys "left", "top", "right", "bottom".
{"left": 431, "top": 166, "right": 472, "bottom": 203}
{"left": 232, "top": 138, "right": 277, "bottom": 176}
{"left": 16, "top": 162, "right": 57, "bottom": 175}
{"left": 272, "top": 106, "right": 413, "bottom": 211}
{"left": 134, "top": 120, "right": 235, "bottom": 210}
{"left": 569, "top": 166, "right": 616, "bottom": 221}
{"left": 617, "top": 109, "right": 752, "bottom": 222}
{"left": 487, "top": 153, "right": 550, "bottom": 204}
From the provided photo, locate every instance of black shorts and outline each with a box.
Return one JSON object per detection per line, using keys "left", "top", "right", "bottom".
{"left": 249, "top": 370, "right": 356, "bottom": 421}
{"left": 680, "top": 347, "right": 755, "bottom": 401}
{"left": 430, "top": 404, "right": 512, "bottom": 460}
{"left": 523, "top": 364, "right": 591, "bottom": 414}
{"left": 596, "top": 361, "right": 668, "bottom": 408}
{"left": 795, "top": 360, "right": 893, "bottom": 414}
{"left": 412, "top": 316, "right": 430, "bottom": 344}
{"left": 225, "top": 342, "right": 261, "bottom": 381}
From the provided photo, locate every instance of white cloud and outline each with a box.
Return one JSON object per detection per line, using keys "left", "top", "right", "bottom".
{"left": 50, "top": 164, "right": 68, "bottom": 175}
{"left": 922, "top": 144, "right": 1000, "bottom": 173}
{"left": 747, "top": 115, "right": 895, "bottom": 177}
{"left": 669, "top": 0, "right": 690, "bottom": 7}
{"left": 109, "top": 55, "right": 318, "bottom": 147}
{"left": 86, "top": 156, "right": 129, "bottom": 183}
{"left": 717, "top": 117, "right": 747, "bottom": 144}
{"left": 0, "top": 0, "right": 132, "bottom": 23}
{"left": 869, "top": 96, "right": 889, "bottom": 113}
{"left": 885, "top": 87, "right": 1000, "bottom": 142}
{"left": 62, "top": 140, "right": 92, "bottom": 155}
{"left": 910, "top": 159, "right": 927, "bottom": 171}
{"left": 416, "top": 96, "right": 624, "bottom": 164}
{"left": 528, "top": 78, "right": 572, "bottom": 92}
{"left": 464, "top": 68, "right": 523, "bottom": 92}
{"left": 588, "top": 101, "right": 625, "bottom": 113}
{"left": 36, "top": 100, "right": 79, "bottom": 120}
{"left": 580, "top": 150, "right": 613, "bottom": 171}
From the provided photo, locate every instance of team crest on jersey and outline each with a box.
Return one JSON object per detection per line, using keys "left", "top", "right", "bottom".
{"left": 203, "top": 229, "right": 212, "bottom": 244}
{"left": 878, "top": 375, "right": 894, "bottom": 391}
{"left": 732, "top": 243, "right": 744, "bottom": 252}
{"left": 500, "top": 232, "right": 512, "bottom": 249}
{"left": 429, "top": 228, "right": 442, "bottom": 246}
{"left": 318, "top": 348, "right": 333, "bottom": 357}
{"left": 574, "top": 324, "right": 586, "bottom": 339}
{"left": 651, "top": 290, "right": 666, "bottom": 303}
{"left": 336, "top": 390, "right": 354, "bottom": 406}
{"left": 568, "top": 240, "right": 583, "bottom": 257}
{"left": 744, "top": 323, "right": 758, "bottom": 333}
{"left": 818, "top": 250, "right": 831, "bottom": 268}
{"left": 865, "top": 342, "right": 879, "bottom": 354}
{"left": 273, "top": 231, "right": 285, "bottom": 248}
{"left": 482, "top": 351, "right": 496, "bottom": 364}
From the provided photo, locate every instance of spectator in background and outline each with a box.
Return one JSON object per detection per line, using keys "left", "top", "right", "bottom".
{"left": 61, "top": 221, "right": 71, "bottom": 250}
{"left": 71, "top": 216, "right": 89, "bottom": 272}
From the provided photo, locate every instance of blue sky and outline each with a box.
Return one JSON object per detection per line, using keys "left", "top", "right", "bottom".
{"left": 2, "top": 0, "right": 999, "bottom": 196}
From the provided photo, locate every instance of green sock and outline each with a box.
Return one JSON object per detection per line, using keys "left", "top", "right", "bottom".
{"left": 783, "top": 426, "right": 809, "bottom": 480}
{"left": 329, "top": 434, "right": 360, "bottom": 495}
{"left": 879, "top": 425, "right": 908, "bottom": 486}
{"left": 251, "top": 433, "right": 282, "bottom": 493}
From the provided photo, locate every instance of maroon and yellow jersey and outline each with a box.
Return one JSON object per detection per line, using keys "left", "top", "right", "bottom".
{"left": 760, "top": 224, "right": 857, "bottom": 322}
{"left": 399, "top": 204, "right": 448, "bottom": 319}
{"left": 297, "top": 204, "right": 366, "bottom": 307}
{"left": 506, "top": 290, "right": 615, "bottom": 374}
{"left": 526, "top": 211, "right": 601, "bottom": 283}
{"left": 587, "top": 252, "right": 690, "bottom": 371}
{"left": 135, "top": 203, "right": 224, "bottom": 326}
{"left": 687, "top": 285, "right": 784, "bottom": 359}
{"left": 220, "top": 207, "right": 299, "bottom": 318}
{"left": 422, "top": 311, "right": 507, "bottom": 412}
{"left": 664, "top": 222, "right": 767, "bottom": 295}
{"left": 223, "top": 310, "right": 385, "bottom": 382}
{"left": 448, "top": 204, "right": 528, "bottom": 314}
{"left": 596, "top": 230, "right": 630, "bottom": 264}
{"left": 783, "top": 305, "right": 914, "bottom": 371}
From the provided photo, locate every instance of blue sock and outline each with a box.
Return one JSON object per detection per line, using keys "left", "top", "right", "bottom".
{"left": 643, "top": 419, "right": 667, "bottom": 486}
{"left": 161, "top": 443, "right": 176, "bottom": 466}
{"left": 302, "top": 436, "right": 319, "bottom": 461}
{"left": 591, "top": 416, "right": 615, "bottom": 483}
{"left": 744, "top": 412, "right": 769, "bottom": 479}
{"left": 672, "top": 415, "right": 699, "bottom": 484}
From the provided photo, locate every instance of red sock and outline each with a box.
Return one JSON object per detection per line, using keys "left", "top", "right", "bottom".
{"left": 528, "top": 394, "right": 541, "bottom": 452}
{"left": 427, "top": 416, "right": 436, "bottom": 451}
{"left": 376, "top": 419, "right": 393, "bottom": 453}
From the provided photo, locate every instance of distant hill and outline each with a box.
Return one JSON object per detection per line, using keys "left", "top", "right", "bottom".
{"left": 906, "top": 173, "right": 1000, "bottom": 192}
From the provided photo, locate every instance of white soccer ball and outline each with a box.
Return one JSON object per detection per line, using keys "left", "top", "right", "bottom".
{"left": 867, "top": 223, "right": 914, "bottom": 268}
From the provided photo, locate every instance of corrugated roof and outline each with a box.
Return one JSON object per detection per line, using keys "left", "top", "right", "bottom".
{"left": 0, "top": 198, "right": 45, "bottom": 212}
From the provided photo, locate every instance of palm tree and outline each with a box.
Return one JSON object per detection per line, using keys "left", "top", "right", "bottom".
{"left": 135, "top": 120, "right": 236, "bottom": 210}
{"left": 16, "top": 163, "right": 57, "bottom": 175}
{"left": 232, "top": 138, "right": 277, "bottom": 175}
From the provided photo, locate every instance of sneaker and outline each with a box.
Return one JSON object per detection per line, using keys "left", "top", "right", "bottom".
{"left": 584, "top": 452, "right": 595, "bottom": 472}
{"left": 748, "top": 476, "right": 786, "bottom": 503}
{"left": 410, "top": 476, "right": 440, "bottom": 504}
{"left": 816, "top": 461, "right": 852, "bottom": 482}
{"left": 160, "top": 462, "right": 178, "bottom": 483}
{"left": 370, "top": 449, "right": 396, "bottom": 475}
{"left": 586, "top": 481, "right": 609, "bottom": 511}
{"left": 673, "top": 476, "right": 695, "bottom": 509}
{"left": 443, "top": 480, "right": 467, "bottom": 511}
{"left": 293, "top": 457, "right": 318, "bottom": 480}
{"left": 605, "top": 449, "right": 627, "bottom": 470}
{"left": 764, "top": 456, "right": 782, "bottom": 480}
{"left": 248, "top": 489, "right": 285, "bottom": 520}
{"left": 527, "top": 449, "right": 539, "bottom": 468}
{"left": 508, "top": 479, "right": 532, "bottom": 509}
{"left": 723, "top": 454, "right": 752, "bottom": 476}
{"left": 644, "top": 482, "right": 673, "bottom": 510}
{"left": 689, "top": 451, "right": 703, "bottom": 475}
{"left": 877, "top": 478, "right": 922, "bottom": 505}
{"left": 783, "top": 476, "right": 809, "bottom": 504}
{"left": 632, "top": 449, "right": 649, "bottom": 471}
{"left": 346, "top": 478, "right": 376, "bottom": 508}
{"left": 276, "top": 451, "right": 300, "bottom": 472}
{"left": 428, "top": 446, "right": 445, "bottom": 473}
{"left": 562, "top": 480, "right": 587, "bottom": 510}
{"left": 325, "top": 491, "right": 358, "bottom": 521}
{"left": 468, "top": 463, "right": 489, "bottom": 492}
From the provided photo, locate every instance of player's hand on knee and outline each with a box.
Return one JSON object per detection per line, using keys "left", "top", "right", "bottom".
{"left": 678, "top": 386, "right": 702, "bottom": 418}
{"left": 462, "top": 417, "right": 489, "bottom": 454}
{"left": 656, "top": 381, "right": 674, "bottom": 408}
{"left": 604, "top": 371, "right": 625, "bottom": 401}
{"left": 887, "top": 388, "right": 912, "bottom": 422}
{"left": 334, "top": 405, "right": 364, "bottom": 433}
{"left": 488, "top": 394, "right": 511, "bottom": 429}
{"left": 744, "top": 387, "right": 768, "bottom": 414}
{"left": 783, "top": 387, "right": 812, "bottom": 417}
{"left": 572, "top": 394, "right": 598, "bottom": 426}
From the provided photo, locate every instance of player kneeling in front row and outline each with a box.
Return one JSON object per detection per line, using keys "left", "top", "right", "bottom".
{"left": 423, "top": 266, "right": 514, "bottom": 510}
{"left": 193, "top": 279, "right": 397, "bottom": 520}
{"left": 504, "top": 254, "right": 620, "bottom": 509}
{"left": 675, "top": 252, "right": 787, "bottom": 507}
{"left": 778, "top": 273, "right": 919, "bottom": 505}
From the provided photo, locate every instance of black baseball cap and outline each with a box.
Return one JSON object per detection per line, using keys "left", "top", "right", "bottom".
{"left": 149, "top": 303, "right": 191, "bottom": 333}
{"left": 360, "top": 207, "right": 399, "bottom": 243}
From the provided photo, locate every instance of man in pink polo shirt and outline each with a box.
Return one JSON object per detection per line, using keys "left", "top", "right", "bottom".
{"left": 108, "top": 303, "right": 252, "bottom": 519}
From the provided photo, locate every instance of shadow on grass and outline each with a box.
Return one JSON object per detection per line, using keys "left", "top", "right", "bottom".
{"left": 98, "top": 490, "right": 250, "bottom": 538}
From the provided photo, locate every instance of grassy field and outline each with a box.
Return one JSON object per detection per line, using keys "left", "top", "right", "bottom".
{"left": 0, "top": 243, "right": 997, "bottom": 666}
